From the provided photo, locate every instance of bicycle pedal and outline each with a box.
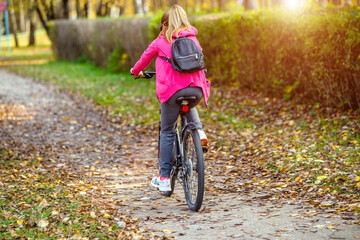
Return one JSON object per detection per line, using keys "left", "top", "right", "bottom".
{"left": 202, "top": 146, "right": 208, "bottom": 153}
{"left": 201, "top": 138, "right": 208, "bottom": 153}
{"left": 198, "top": 129, "right": 208, "bottom": 149}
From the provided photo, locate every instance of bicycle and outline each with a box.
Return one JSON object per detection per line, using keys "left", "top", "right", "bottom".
{"left": 132, "top": 71, "right": 206, "bottom": 211}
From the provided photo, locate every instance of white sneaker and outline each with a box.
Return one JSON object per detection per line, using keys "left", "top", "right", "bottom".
{"left": 151, "top": 175, "right": 171, "bottom": 191}
{"left": 197, "top": 129, "right": 208, "bottom": 152}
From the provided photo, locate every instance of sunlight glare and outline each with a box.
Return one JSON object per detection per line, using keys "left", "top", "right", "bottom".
{"left": 283, "top": 0, "right": 304, "bottom": 10}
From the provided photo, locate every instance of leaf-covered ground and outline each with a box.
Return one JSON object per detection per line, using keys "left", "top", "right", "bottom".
{"left": 1, "top": 69, "right": 360, "bottom": 239}
{"left": 202, "top": 88, "right": 360, "bottom": 211}
{"left": 0, "top": 149, "right": 142, "bottom": 239}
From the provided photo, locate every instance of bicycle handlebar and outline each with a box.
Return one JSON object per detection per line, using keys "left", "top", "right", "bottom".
{"left": 131, "top": 71, "right": 156, "bottom": 79}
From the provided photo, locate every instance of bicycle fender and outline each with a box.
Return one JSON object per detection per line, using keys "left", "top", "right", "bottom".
{"left": 180, "top": 122, "right": 198, "bottom": 141}
{"left": 186, "top": 122, "right": 198, "bottom": 130}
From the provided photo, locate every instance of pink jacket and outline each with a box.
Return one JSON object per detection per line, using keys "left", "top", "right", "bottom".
{"left": 131, "top": 26, "right": 210, "bottom": 107}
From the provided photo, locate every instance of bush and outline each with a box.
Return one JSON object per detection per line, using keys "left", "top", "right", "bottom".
{"left": 194, "top": 7, "right": 360, "bottom": 109}
{"left": 107, "top": 45, "right": 130, "bottom": 73}
{"left": 148, "top": 10, "right": 164, "bottom": 42}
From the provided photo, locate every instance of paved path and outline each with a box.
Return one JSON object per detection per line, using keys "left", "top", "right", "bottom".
{"left": 1, "top": 69, "right": 359, "bottom": 239}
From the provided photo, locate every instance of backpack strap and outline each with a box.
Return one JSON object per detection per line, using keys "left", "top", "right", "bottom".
{"left": 160, "top": 56, "right": 171, "bottom": 63}
{"left": 159, "top": 36, "right": 187, "bottom": 63}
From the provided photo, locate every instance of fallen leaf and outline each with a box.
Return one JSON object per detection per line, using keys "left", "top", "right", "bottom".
{"left": 17, "top": 219, "right": 24, "bottom": 225}
{"left": 38, "top": 198, "right": 49, "bottom": 211}
{"left": 38, "top": 219, "right": 49, "bottom": 228}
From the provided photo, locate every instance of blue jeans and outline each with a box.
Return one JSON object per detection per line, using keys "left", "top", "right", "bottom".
{"left": 159, "top": 87, "right": 203, "bottom": 178}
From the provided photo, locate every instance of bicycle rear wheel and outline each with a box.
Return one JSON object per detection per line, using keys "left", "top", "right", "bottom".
{"left": 182, "top": 127, "right": 204, "bottom": 211}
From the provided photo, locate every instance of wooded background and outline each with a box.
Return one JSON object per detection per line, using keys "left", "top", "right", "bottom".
{"left": 2, "top": 0, "right": 360, "bottom": 47}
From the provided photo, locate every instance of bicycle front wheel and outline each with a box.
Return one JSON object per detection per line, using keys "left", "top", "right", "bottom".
{"left": 182, "top": 127, "right": 205, "bottom": 211}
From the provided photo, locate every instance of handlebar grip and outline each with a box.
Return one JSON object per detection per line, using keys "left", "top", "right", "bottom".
{"left": 131, "top": 71, "right": 156, "bottom": 79}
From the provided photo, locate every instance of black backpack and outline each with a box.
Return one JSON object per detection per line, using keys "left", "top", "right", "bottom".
{"left": 160, "top": 36, "right": 205, "bottom": 73}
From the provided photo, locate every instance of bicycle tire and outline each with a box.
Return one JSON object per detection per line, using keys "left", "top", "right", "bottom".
{"left": 163, "top": 141, "right": 177, "bottom": 197}
{"left": 182, "top": 127, "right": 205, "bottom": 211}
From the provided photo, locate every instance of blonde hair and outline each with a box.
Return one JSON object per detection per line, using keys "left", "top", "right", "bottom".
{"left": 159, "top": 5, "right": 192, "bottom": 43}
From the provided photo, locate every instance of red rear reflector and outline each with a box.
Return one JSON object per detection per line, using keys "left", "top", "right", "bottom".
{"left": 182, "top": 105, "right": 189, "bottom": 112}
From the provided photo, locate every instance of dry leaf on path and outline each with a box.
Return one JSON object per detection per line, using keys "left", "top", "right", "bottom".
{"left": 38, "top": 219, "right": 49, "bottom": 228}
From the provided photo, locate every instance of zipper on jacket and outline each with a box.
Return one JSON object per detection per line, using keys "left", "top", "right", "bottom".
{"left": 178, "top": 54, "right": 198, "bottom": 59}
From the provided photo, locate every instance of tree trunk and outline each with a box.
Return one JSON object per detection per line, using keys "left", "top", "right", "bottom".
{"left": 0, "top": 11, "right": 4, "bottom": 37}
{"left": 19, "top": 0, "right": 26, "bottom": 32}
{"left": 133, "top": 0, "right": 138, "bottom": 14}
{"left": 68, "top": 0, "right": 77, "bottom": 19}
{"left": 96, "top": 0, "right": 103, "bottom": 16}
{"left": 84, "top": 1, "right": 88, "bottom": 17}
{"left": 105, "top": 2, "right": 111, "bottom": 16}
{"left": 8, "top": 0, "right": 19, "bottom": 47}
{"left": 217, "top": 0, "right": 223, "bottom": 11}
{"left": 87, "top": 0, "right": 96, "bottom": 19}
{"left": 142, "top": 0, "right": 148, "bottom": 15}
{"left": 49, "top": 0, "right": 55, "bottom": 20}
{"left": 29, "top": 19, "right": 36, "bottom": 46}
{"left": 133, "top": 0, "right": 143, "bottom": 15}
{"left": 35, "top": 0, "right": 50, "bottom": 40}
{"left": 76, "top": 0, "right": 81, "bottom": 18}
{"left": 244, "top": 0, "right": 256, "bottom": 9}
{"left": 62, "top": 0, "right": 69, "bottom": 18}
{"left": 28, "top": 0, "right": 36, "bottom": 46}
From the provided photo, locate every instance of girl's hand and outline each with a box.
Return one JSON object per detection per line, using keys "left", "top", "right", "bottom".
{"left": 130, "top": 68, "right": 144, "bottom": 78}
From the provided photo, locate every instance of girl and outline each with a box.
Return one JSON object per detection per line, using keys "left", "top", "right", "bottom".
{"left": 131, "top": 5, "right": 210, "bottom": 192}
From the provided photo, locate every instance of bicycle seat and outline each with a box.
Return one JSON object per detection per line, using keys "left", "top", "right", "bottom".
{"left": 175, "top": 96, "right": 197, "bottom": 104}
{"left": 176, "top": 96, "right": 198, "bottom": 112}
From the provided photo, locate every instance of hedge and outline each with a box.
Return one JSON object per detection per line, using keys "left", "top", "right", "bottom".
{"left": 193, "top": 7, "right": 360, "bottom": 109}
{"left": 52, "top": 7, "right": 360, "bottom": 109}
{"left": 52, "top": 17, "right": 151, "bottom": 69}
